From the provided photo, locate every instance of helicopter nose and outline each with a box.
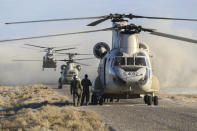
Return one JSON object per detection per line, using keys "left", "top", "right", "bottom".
{"left": 126, "top": 68, "right": 146, "bottom": 82}
{"left": 114, "top": 67, "right": 146, "bottom": 84}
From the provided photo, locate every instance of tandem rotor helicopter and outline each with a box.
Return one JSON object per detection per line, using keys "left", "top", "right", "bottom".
{"left": 14, "top": 44, "right": 76, "bottom": 71}
{"left": 2, "top": 13, "right": 197, "bottom": 106}
{"left": 56, "top": 52, "right": 93, "bottom": 89}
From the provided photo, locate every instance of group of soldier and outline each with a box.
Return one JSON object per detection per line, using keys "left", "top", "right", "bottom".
{"left": 70, "top": 74, "right": 92, "bottom": 106}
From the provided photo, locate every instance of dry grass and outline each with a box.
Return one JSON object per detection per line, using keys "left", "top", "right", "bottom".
{"left": 0, "top": 84, "right": 108, "bottom": 131}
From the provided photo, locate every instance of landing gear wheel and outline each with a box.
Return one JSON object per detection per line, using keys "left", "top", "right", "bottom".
{"left": 147, "top": 96, "right": 152, "bottom": 105}
{"left": 91, "top": 93, "right": 98, "bottom": 105}
{"left": 58, "top": 85, "right": 62, "bottom": 89}
{"left": 99, "top": 97, "right": 104, "bottom": 105}
{"left": 153, "top": 96, "right": 158, "bottom": 106}
{"left": 144, "top": 95, "right": 148, "bottom": 104}
{"left": 116, "top": 99, "right": 120, "bottom": 102}
{"left": 110, "top": 97, "right": 114, "bottom": 103}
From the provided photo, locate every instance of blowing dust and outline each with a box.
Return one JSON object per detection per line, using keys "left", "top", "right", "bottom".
{"left": 140, "top": 20, "right": 197, "bottom": 93}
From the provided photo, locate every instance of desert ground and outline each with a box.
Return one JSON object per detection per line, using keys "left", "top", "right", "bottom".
{"left": 0, "top": 84, "right": 197, "bottom": 131}
{"left": 0, "top": 84, "right": 108, "bottom": 131}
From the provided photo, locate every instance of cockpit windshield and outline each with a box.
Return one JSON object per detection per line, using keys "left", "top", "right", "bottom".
{"left": 114, "top": 57, "right": 125, "bottom": 66}
{"left": 127, "top": 57, "right": 134, "bottom": 65}
{"left": 135, "top": 57, "right": 146, "bottom": 66}
{"left": 114, "top": 57, "right": 146, "bottom": 66}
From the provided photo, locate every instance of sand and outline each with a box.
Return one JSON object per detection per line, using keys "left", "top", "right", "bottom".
{"left": 0, "top": 84, "right": 108, "bottom": 131}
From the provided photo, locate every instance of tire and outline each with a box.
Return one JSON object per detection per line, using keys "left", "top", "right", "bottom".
{"left": 99, "top": 97, "right": 104, "bottom": 105}
{"left": 91, "top": 93, "right": 98, "bottom": 105}
{"left": 147, "top": 96, "right": 152, "bottom": 105}
{"left": 58, "top": 83, "right": 62, "bottom": 89}
{"left": 110, "top": 97, "right": 114, "bottom": 103}
{"left": 58, "top": 79, "right": 62, "bottom": 89}
{"left": 144, "top": 95, "right": 148, "bottom": 104}
{"left": 153, "top": 96, "right": 158, "bottom": 106}
{"left": 58, "top": 85, "right": 62, "bottom": 89}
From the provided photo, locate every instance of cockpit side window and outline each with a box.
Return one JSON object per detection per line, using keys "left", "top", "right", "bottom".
{"left": 137, "top": 52, "right": 146, "bottom": 56}
{"left": 127, "top": 57, "right": 134, "bottom": 65}
{"left": 114, "top": 57, "right": 125, "bottom": 66}
{"left": 135, "top": 57, "right": 146, "bottom": 66}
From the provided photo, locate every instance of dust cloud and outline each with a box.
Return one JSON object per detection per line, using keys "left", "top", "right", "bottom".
{"left": 140, "top": 20, "right": 197, "bottom": 93}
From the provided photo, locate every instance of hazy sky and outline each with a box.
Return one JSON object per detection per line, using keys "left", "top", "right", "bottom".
{"left": 0, "top": 0, "right": 197, "bottom": 93}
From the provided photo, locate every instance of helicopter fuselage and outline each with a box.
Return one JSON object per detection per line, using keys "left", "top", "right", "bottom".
{"left": 59, "top": 62, "right": 80, "bottom": 85}
{"left": 42, "top": 52, "right": 56, "bottom": 70}
{"left": 92, "top": 21, "right": 160, "bottom": 99}
{"left": 93, "top": 49, "right": 157, "bottom": 98}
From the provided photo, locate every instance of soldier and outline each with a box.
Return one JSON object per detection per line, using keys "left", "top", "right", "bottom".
{"left": 81, "top": 74, "right": 92, "bottom": 106}
{"left": 70, "top": 75, "right": 82, "bottom": 106}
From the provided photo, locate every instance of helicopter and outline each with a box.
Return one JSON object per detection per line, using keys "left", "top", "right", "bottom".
{"left": 14, "top": 44, "right": 76, "bottom": 71}
{"left": 2, "top": 13, "right": 197, "bottom": 106}
{"left": 56, "top": 52, "right": 93, "bottom": 89}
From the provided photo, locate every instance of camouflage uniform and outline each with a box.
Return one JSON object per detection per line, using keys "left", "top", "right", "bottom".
{"left": 81, "top": 78, "right": 92, "bottom": 105}
{"left": 70, "top": 79, "right": 82, "bottom": 106}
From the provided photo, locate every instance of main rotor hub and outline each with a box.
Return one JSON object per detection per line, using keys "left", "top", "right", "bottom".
{"left": 111, "top": 14, "right": 128, "bottom": 22}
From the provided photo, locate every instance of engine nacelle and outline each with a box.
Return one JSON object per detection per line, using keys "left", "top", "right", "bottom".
{"left": 76, "top": 65, "right": 82, "bottom": 71}
{"left": 61, "top": 64, "right": 67, "bottom": 70}
{"left": 139, "top": 43, "right": 149, "bottom": 52}
{"left": 93, "top": 42, "right": 110, "bottom": 59}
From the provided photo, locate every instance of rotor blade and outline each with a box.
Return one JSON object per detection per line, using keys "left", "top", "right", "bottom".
{"left": 20, "top": 46, "right": 44, "bottom": 51}
{"left": 73, "top": 61, "right": 90, "bottom": 66}
{"left": 54, "top": 54, "right": 66, "bottom": 56}
{"left": 150, "top": 31, "right": 197, "bottom": 44}
{"left": 54, "top": 44, "right": 80, "bottom": 49}
{"left": 24, "top": 44, "right": 48, "bottom": 48}
{"left": 55, "top": 52, "right": 93, "bottom": 55}
{"left": 54, "top": 47, "right": 76, "bottom": 52}
{"left": 72, "top": 53, "right": 93, "bottom": 55}
{"left": 87, "top": 16, "right": 110, "bottom": 26}
{"left": 5, "top": 16, "right": 106, "bottom": 24}
{"left": 56, "top": 59, "right": 69, "bottom": 62}
{"left": 13, "top": 59, "right": 42, "bottom": 61}
{"left": 132, "top": 15, "right": 197, "bottom": 21}
{"left": 74, "top": 57, "right": 95, "bottom": 61}
{"left": 0, "top": 28, "right": 114, "bottom": 43}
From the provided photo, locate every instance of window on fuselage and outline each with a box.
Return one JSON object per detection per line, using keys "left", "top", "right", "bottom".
{"left": 114, "top": 57, "right": 125, "bottom": 66}
{"left": 127, "top": 57, "right": 134, "bottom": 65}
{"left": 135, "top": 57, "right": 146, "bottom": 66}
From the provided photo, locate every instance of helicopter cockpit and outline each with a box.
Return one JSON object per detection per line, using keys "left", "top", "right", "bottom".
{"left": 113, "top": 56, "right": 147, "bottom": 67}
